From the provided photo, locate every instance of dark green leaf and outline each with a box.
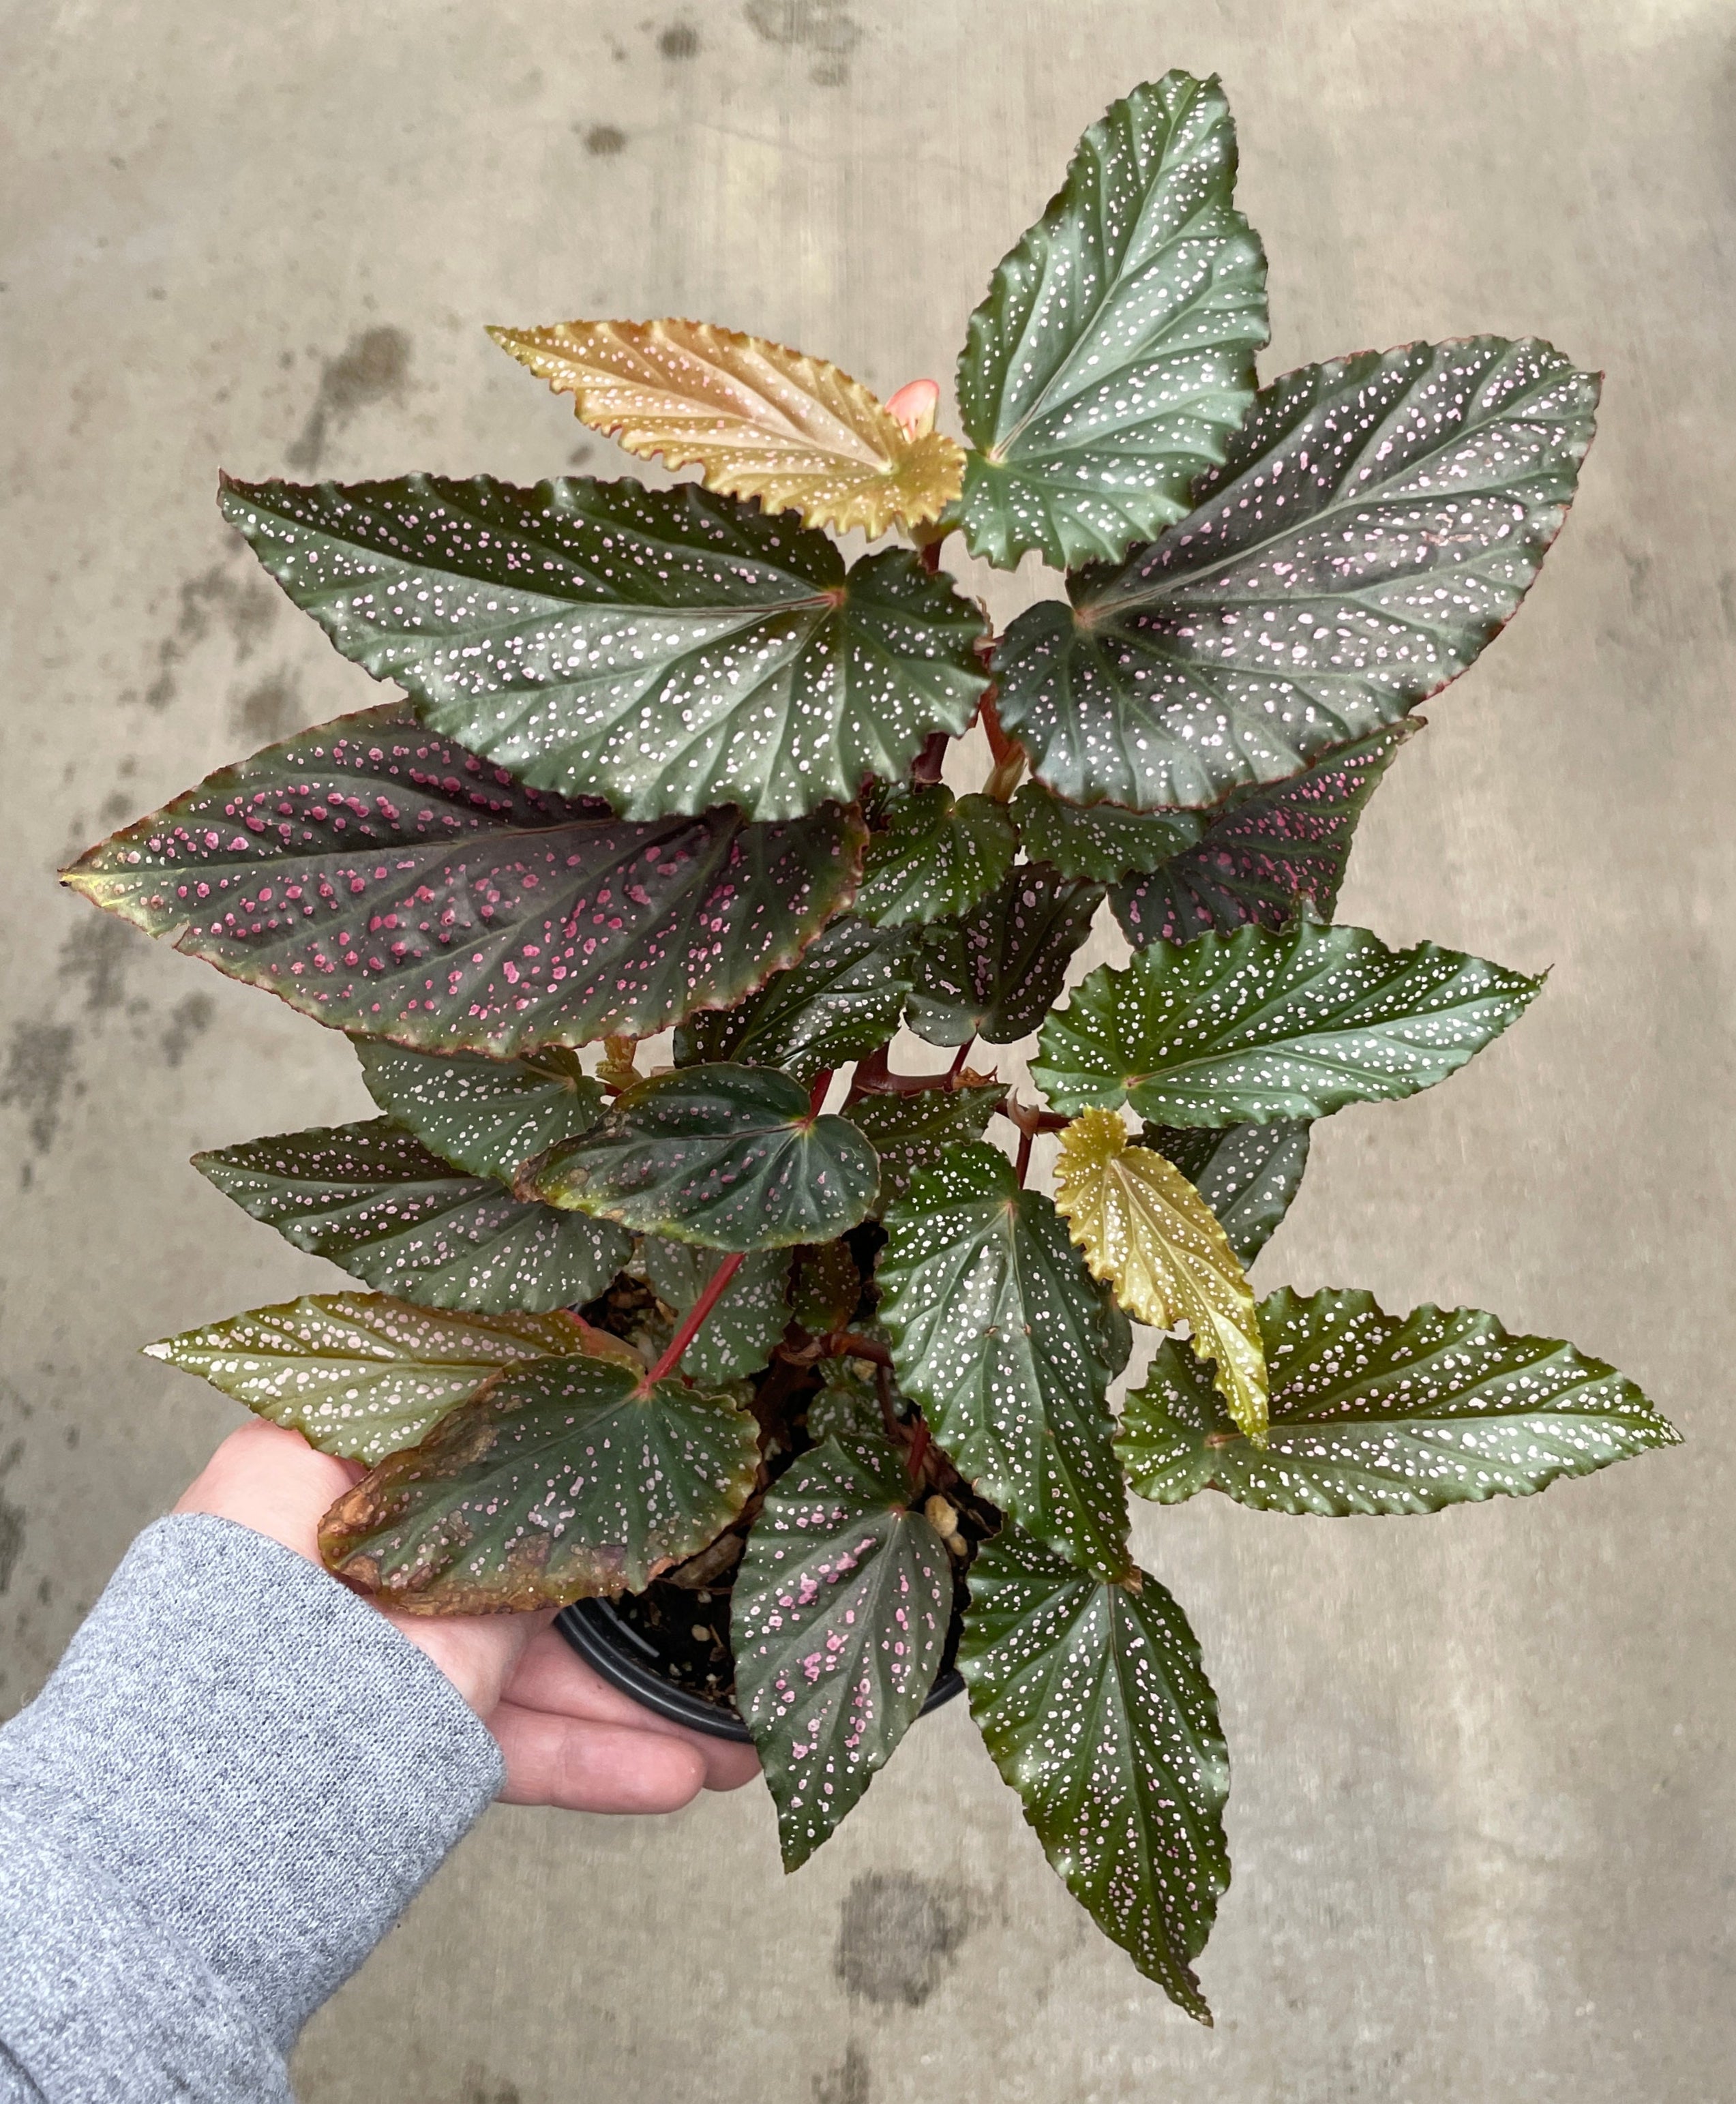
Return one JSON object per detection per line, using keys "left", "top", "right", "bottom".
{"left": 854, "top": 786, "right": 1017, "bottom": 927}
{"left": 1118, "top": 1287, "right": 1680, "bottom": 1512}
{"left": 219, "top": 473, "right": 988, "bottom": 824}
{"left": 143, "top": 1293, "right": 588, "bottom": 1464}
{"left": 995, "top": 339, "right": 1599, "bottom": 809}
{"left": 637, "top": 1238, "right": 792, "bottom": 1384}
{"left": 806, "top": 1357, "right": 888, "bottom": 1443}
{"left": 959, "top": 1526, "right": 1229, "bottom": 2020}
{"left": 1147, "top": 1122, "right": 1310, "bottom": 1267}
{"left": 788, "top": 1241, "right": 862, "bottom": 1335}
{"left": 1011, "top": 782, "right": 1203, "bottom": 884}
{"left": 320, "top": 1353, "right": 760, "bottom": 1609}
{"left": 839, "top": 1082, "right": 1004, "bottom": 1212}
{"left": 906, "top": 865, "right": 1103, "bottom": 1048}
{"left": 878, "top": 1142, "right": 1130, "bottom": 1577}
{"left": 1034, "top": 918, "right": 1542, "bottom": 1126}
{"left": 61, "top": 706, "right": 865, "bottom": 1058}
{"left": 1113, "top": 727, "right": 1413, "bottom": 946}
{"left": 673, "top": 917, "right": 911, "bottom": 1085}
{"left": 530, "top": 1064, "right": 880, "bottom": 1250}
{"left": 195, "top": 1119, "right": 631, "bottom": 1314}
{"left": 733, "top": 1433, "right": 953, "bottom": 1867}
{"left": 955, "top": 73, "right": 1267, "bottom": 570}
{"left": 354, "top": 1040, "right": 605, "bottom": 1180}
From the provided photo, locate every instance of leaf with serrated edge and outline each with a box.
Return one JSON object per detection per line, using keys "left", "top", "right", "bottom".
{"left": 60, "top": 706, "right": 865, "bottom": 1057}
{"left": 1053, "top": 1111, "right": 1266, "bottom": 1441}
{"left": 196, "top": 1119, "right": 631, "bottom": 1315}
{"left": 1118, "top": 1287, "right": 1681, "bottom": 1513}
{"left": 957, "top": 72, "right": 1268, "bottom": 570}
{"left": 144, "top": 1293, "right": 587, "bottom": 1465}
{"left": 878, "top": 1142, "right": 1129, "bottom": 1577}
{"left": 532, "top": 1064, "right": 879, "bottom": 1251}
{"left": 733, "top": 1433, "right": 952, "bottom": 1869}
{"left": 1114, "top": 727, "right": 1413, "bottom": 946}
{"left": 1034, "top": 918, "right": 1541, "bottom": 1126}
{"left": 319, "top": 1353, "right": 760, "bottom": 1610}
{"left": 839, "top": 1083, "right": 1004, "bottom": 1214}
{"left": 674, "top": 917, "right": 911, "bottom": 1086}
{"left": 907, "top": 865, "right": 1103, "bottom": 1048}
{"left": 855, "top": 787, "right": 1017, "bottom": 928}
{"left": 636, "top": 1238, "right": 792, "bottom": 1385}
{"left": 490, "top": 319, "right": 966, "bottom": 539}
{"left": 995, "top": 340, "right": 1599, "bottom": 809}
{"left": 355, "top": 1040, "right": 605, "bottom": 1181}
{"left": 1011, "top": 782, "right": 1203, "bottom": 884}
{"left": 1150, "top": 1121, "right": 1309, "bottom": 1267}
{"left": 959, "top": 1525, "right": 1229, "bottom": 2020}
{"left": 218, "top": 475, "right": 987, "bottom": 825}
{"left": 807, "top": 1358, "right": 887, "bottom": 1443}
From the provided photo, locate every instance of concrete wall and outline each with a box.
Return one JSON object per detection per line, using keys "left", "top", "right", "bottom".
{"left": 2, "top": 2, "right": 1731, "bottom": 2098}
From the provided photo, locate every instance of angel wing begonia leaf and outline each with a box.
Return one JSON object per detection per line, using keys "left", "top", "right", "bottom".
{"left": 906, "top": 865, "right": 1103, "bottom": 1048}
{"left": 854, "top": 786, "right": 1017, "bottom": 928}
{"left": 839, "top": 1082, "right": 1004, "bottom": 1212}
{"left": 1010, "top": 782, "right": 1203, "bottom": 884}
{"left": 1149, "top": 1120, "right": 1310, "bottom": 1267}
{"left": 635, "top": 1238, "right": 792, "bottom": 1385}
{"left": 673, "top": 916, "right": 912, "bottom": 1085}
{"left": 354, "top": 1040, "right": 606, "bottom": 1181}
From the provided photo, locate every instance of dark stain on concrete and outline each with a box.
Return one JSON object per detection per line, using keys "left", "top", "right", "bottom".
{"left": 835, "top": 1870, "right": 968, "bottom": 2007}
{"left": 0, "top": 1439, "right": 22, "bottom": 1598}
{"left": 584, "top": 123, "right": 627, "bottom": 155}
{"left": 286, "top": 325, "right": 411, "bottom": 473}
{"left": 459, "top": 2075, "right": 522, "bottom": 2104}
{"left": 1, "top": 1023, "right": 76, "bottom": 1153}
{"left": 743, "top": 0, "right": 860, "bottom": 85}
{"left": 813, "top": 2040, "right": 870, "bottom": 2104}
{"left": 140, "top": 559, "right": 279, "bottom": 712}
{"left": 161, "top": 993, "right": 215, "bottom": 1069}
{"left": 230, "top": 667, "right": 303, "bottom": 744}
{"left": 659, "top": 22, "right": 700, "bottom": 58}
{"left": 57, "top": 916, "right": 135, "bottom": 1014}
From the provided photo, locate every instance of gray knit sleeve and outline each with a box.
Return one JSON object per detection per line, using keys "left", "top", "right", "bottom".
{"left": 0, "top": 1514, "right": 505, "bottom": 2102}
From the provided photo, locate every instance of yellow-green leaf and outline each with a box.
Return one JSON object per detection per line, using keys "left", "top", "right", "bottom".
{"left": 490, "top": 318, "right": 966, "bottom": 539}
{"left": 1052, "top": 1109, "right": 1268, "bottom": 1442}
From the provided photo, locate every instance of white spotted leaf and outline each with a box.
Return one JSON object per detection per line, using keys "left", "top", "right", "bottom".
{"left": 855, "top": 786, "right": 1017, "bottom": 928}
{"left": 635, "top": 1238, "right": 792, "bottom": 1385}
{"left": 1147, "top": 1120, "right": 1310, "bottom": 1267}
{"left": 839, "top": 1082, "right": 1004, "bottom": 1214}
{"left": 355, "top": 1040, "right": 606, "bottom": 1181}
{"left": 673, "top": 916, "right": 912, "bottom": 1085}
{"left": 906, "top": 864, "right": 1103, "bottom": 1049}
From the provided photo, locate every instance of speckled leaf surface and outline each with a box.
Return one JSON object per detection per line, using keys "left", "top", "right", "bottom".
{"left": 995, "top": 339, "right": 1598, "bottom": 809}
{"left": 854, "top": 787, "right": 1017, "bottom": 927}
{"left": 789, "top": 1241, "right": 862, "bottom": 1336}
{"left": 1011, "top": 783, "right": 1203, "bottom": 884}
{"left": 878, "top": 1143, "right": 1130, "bottom": 1578}
{"left": 956, "top": 72, "right": 1267, "bottom": 570}
{"left": 1149, "top": 1121, "right": 1310, "bottom": 1267}
{"left": 959, "top": 1526, "right": 1229, "bottom": 2020}
{"left": 143, "top": 1293, "right": 586, "bottom": 1465}
{"left": 218, "top": 475, "right": 987, "bottom": 824}
{"left": 1113, "top": 727, "right": 1412, "bottom": 946}
{"left": 61, "top": 706, "right": 865, "bottom": 1057}
{"left": 354, "top": 1040, "right": 605, "bottom": 1180}
{"left": 906, "top": 865, "right": 1103, "bottom": 1048}
{"left": 1052, "top": 1111, "right": 1267, "bottom": 1441}
{"left": 733, "top": 1433, "right": 953, "bottom": 1868}
{"left": 674, "top": 917, "right": 912, "bottom": 1085}
{"left": 194, "top": 1119, "right": 631, "bottom": 1314}
{"left": 490, "top": 318, "right": 966, "bottom": 538}
{"left": 1118, "top": 1287, "right": 1679, "bottom": 1513}
{"left": 637, "top": 1238, "right": 792, "bottom": 1384}
{"left": 531, "top": 1064, "right": 880, "bottom": 1250}
{"left": 319, "top": 1353, "right": 760, "bottom": 1610}
{"left": 806, "top": 1357, "right": 888, "bottom": 1443}
{"left": 1034, "top": 918, "right": 1541, "bottom": 1126}
{"left": 839, "top": 1083, "right": 1004, "bottom": 1212}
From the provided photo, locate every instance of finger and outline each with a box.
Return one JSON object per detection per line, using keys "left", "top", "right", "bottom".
{"left": 505, "top": 1625, "right": 762, "bottom": 1790}
{"left": 174, "top": 1419, "right": 361, "bottom": 1561}
{"left": 491, "top": 1704, "right": 708, "bottom": 1814}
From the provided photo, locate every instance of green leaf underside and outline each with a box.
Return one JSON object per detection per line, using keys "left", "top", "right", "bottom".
{"left": 839, "top": 1083, "right": 1004, "bottom": 1212}
{"left": 320, "top": 1353, "right": 760, "bottom": 1609}
{"left": 532, "top": 1064, "right": 880, "bottom": 1250}
{"left": 218, "top": 474, "right": 989, "bottom": 824}
{"left": 878, "top": 1143, "right": 1130, "bottom": 1578}
{"left": 354, "top": 1040, "right": 605, "bottom": 1180}
{"left": 1034, "top": 918, "right": 1541, "bottom": 1126}
{"left": 1011, "top": 783, "right": 1203, "bottom": 884}
{"left": 1118, "top": 1287, "right": 1679, "bottom": 1513}
{"left": 195, "top": 1119, "right": 631, "bottom": 1314}
{"left": 854, "top": 787, "right": 1018, "bottom": 927}
{"left": 956, "top": 72, "right": 1267, "bottom": 570}
{"left": 673, "top": 917, "right": 911, "bottom": 1085}
{"left": 637, "top": 1238, "right": 792, "bottom": 1384}
{"left": 1149, "top": 1122, "right": 1311, "bottom": 1267}
{"left": 806, "top": 1357, "right": 888, "bottom": 1443}
{"left": 959, "top": 1527, "right": 1229, "bottom": 2020}
{"left": 908, "top": 865, "right": 1104, "bottom": 1048}
{"left": 1113, "top": 727, "right": 1413, "bottom": 945}
{"left": 993, "top": 338, "right": 1600, "bottom": 810}
{"left": 733, "top": 1434, "right": 953, "bottom": 1869}
{"left": 143, "top": 1293, "right": 586, "bottom": 1465}
{"left": 61, "top": 706, "right": 865, "bottom": 1059}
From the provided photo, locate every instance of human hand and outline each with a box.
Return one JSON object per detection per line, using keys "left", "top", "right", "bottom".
{"left": 175, "top": 1419, "right": 759, "bottom": 1810}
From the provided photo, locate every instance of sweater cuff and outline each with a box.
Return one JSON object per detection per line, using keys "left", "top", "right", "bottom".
{"left": 0, "top": 1514, "right": 504, "bottom": 2054}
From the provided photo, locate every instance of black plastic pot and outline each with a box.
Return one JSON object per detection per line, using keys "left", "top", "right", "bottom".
{"left": 557, "top": 1596, "right": 967, "bottom": 1743}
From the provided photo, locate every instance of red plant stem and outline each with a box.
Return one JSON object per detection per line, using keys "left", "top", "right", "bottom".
{"left": 876, "top": 1362, "right": 900, "bottom": 1441}
{"left": 980, "top": 691, "right": 1017, "bottom": 767}
{"left": 947, "top": 1039, "right": 974, "bottom": 1079}
{"left": 909, "top": 730, "right": 950, "bottom": 786}
{"left": 906, "top": 1415, "right": 931, "bottom": 1487}
{"left": 638, "top": 1252, "right": 745, "bottom": 1391}
{"left": 1015, "top": 1124, "right": 1034, "bottom": 1184}
{"left": 808, "top": 1067, "right": 834, "bottom": 1115}
{"left": 918, "top": 539, "right": 943, "bottom": 575}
